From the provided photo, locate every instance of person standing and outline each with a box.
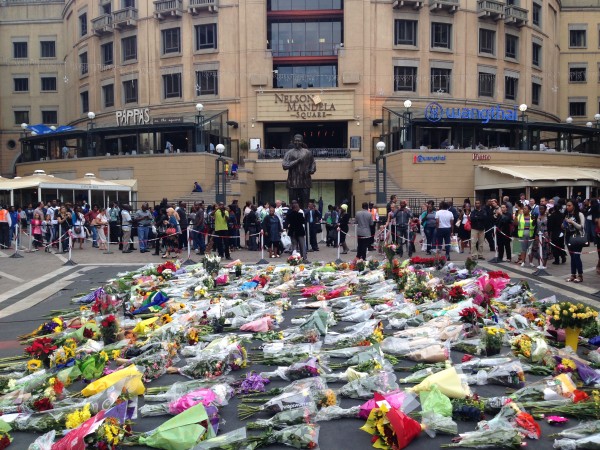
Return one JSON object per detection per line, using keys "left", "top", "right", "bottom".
{"left": 120, "top": 205, "right": 133, "bottom": 253}
{"left": 213, "top": 202, "right": 231, "bottom": 260}
{"left": 244, "top": 205, "right": 259, "bottom": 251}
{"left": 563, "top": 200, "right": 586, "bottom": 283}
{"left": 469, "top": 200, "right": 487, "bottom": 260}
{"left": 0, "top": 205, "right": 10, "bottom": 249}
{"left": 355, "top": 202, "right": 373, "bottom": 260}
{"left": 262, "top": 205, "right": 283, "bottom": 258}
{"left": 547, "top": 201, "right": 567, "bottom": 265}
{"left": 31, "top": 212, "right": 43, "bottom": 251}
{"left": 368, "top": 202, "right": 379, "bottom": 251}
{"left": 338, "top": 204, "right": 350, "bottom": 254}
{"left": 108, "top": 202, "right": 121, "bottom": 250}
{"left": 514, "top": 204, "right": 536, "bottom": 267}
{"left": 94, "top": 207, "right": 109, "bottom": 251}
{"left": 435, "top": 201, "right": 454, "bottom": 260}
{"left": 531, "top": 204, "right": 550, "bottom": 268}
{"left": 135, "top": 203, "right": 153, "bottom": 253}
{"left": 307, "top": 201, "right": 321, "bottom": 252}
{"left": 458, "top": 203, "right": 472, "bottom": 253}
{"left": 394, "top": 200, "right": 411, "bottom": 257}
{"left": 85, "top": 205, "right": 100, "bottom": 248}
{"left": 495, "top": 204, "right": 512, "bottom": 262}
{"left": 421, "top": 201, "right": 437, "bottom": 255}
{"left": 193, "top": 202, "right": 206, "bottom": 255}
{"left": 287, "top": 200, "right": 307, "bottom": 261}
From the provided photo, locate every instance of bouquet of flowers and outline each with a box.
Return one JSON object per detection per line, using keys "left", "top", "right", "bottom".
{"left": 246, "top": 423, "right": 320, "bottom": 449}
{"left": 140, "top": 385, "right": 231, "bottom": 417}
{"left": 546, "top": 302, "right": 598, "bottom": 329}
{"left": 246, "top": 403, "right": 318, "bottom": 429}
{"left": 409, "top": 255, "right": 446, "bottom": 268}
{"left": 174, "top": 345, "right": 247, "bottom": 379}
{"left": 260, "top": 356, "right": 330, "bottom": 381}
{"left": 203, "top": 255, "right": 222, "bottom": 276}
{"left": 481, "top": 326, "right": 505, "bottom": 356}
{"left": 25, "top": 337, "right": 57, "bottom": 368}
{"left": 91, "top": 291, "right": 122, "bottom": 316}
{"left": 368, "top": 259, "right": 380, "bottom": 271}
{"left": 288, "top": 253, "right": 302, "bottom": 266}
{"left": 441, "top": 428, "right": 523, "bottom": 449}
{"left": 238, "top": 390, "right": 315, "bottom": 420}
{"left": 338, "top": 371, "right": 399, "bottom": 399}
{"left": 100, "top": 315, "right": 119, "bottom": 345}
{"left": 448, "top": 285, "right": 467, "bottom": 303}
{"left": 0, "top": 421, "right": 11, "bottom": 450}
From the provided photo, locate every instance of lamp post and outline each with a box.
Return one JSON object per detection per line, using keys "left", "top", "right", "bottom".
{"left": 215, "top": 143, "right": 226, "bottom": 204}
{"left": 86, "top": 111, "right": 95, "bottom": 157}
{"left": 375, "top": 141, "right": 387, "bottom": 204}
{"left": 565, "top": 117, "right": 573, "bottom": 152}
{"left": 20, "top": 122, "right": 29, "bottom": 156}
{"left": 519, "top": 104, "right": 528, "bottom": 150}
{"left": 403, "top": 100, "right": 412, "bottom": 149}
{"left": 195, "top": 103, "right": 204, "bottom": 152}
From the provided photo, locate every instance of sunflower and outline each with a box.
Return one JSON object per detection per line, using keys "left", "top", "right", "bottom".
{"left": 160, "top": 314, "right": 173, "bottom": 324}
{"left": 27, "top": 359, "right": 42, "bottom": 372}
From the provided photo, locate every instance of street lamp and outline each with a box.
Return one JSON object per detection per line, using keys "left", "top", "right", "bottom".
{"left": 519, "top": 104, "right": 528, "bottom": 150}
{"left": 86, "top": 111, "right": 96, "bottom": 157}
{"left": 215, "top": 143, "right": 226, "bottom": 204}
{"left": 595, "top": 113, "right": 600, "bottom": 128}
{"left": 566, "top": 117, "right": 573, "bottom": 124}
{"left": 375, "top": 141, "right": 387, "bottom": 204}
{"left": 195, "top": 103, "right": 204, "bottom": 152}
{"left": 20, "top": 122, "right": 29, "bottom": 156}
{"left": 403, "top": 100, "right": 413, "bottom": 149}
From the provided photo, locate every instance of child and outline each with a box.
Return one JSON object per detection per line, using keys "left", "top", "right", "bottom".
{"left": 31, "top": 212, "right": 43, "bottom": 251}
{"left": 43, "top": 214, "right": 52, "bottom": 252}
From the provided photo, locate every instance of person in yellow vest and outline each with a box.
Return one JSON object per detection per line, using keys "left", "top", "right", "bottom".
{"left": 0, "top": 205, "right": 11, "bottom": 249}
{"left": 514, "top": 204, "right": 536, "bottom": 268}
{"left": 212, "top": 202, "right": 231, "bottom": 260}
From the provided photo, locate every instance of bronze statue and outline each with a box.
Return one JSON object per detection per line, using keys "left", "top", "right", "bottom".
{"left": 282, "top": 134, "right": 316, "bottom": 209}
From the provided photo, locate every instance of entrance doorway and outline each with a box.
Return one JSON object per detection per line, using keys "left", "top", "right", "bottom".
{"left": 264, "top": 121, "right": 347, "bottom": 150}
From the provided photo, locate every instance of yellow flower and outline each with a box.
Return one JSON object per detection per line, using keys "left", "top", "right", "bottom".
{"left": 99, "top": 351, "right": 109, "bottom": 362}
{"left": 111, "top": 350, "right": 121, "bottom": 360}
{"left": 160, "top": 314, "right": 172, "bottom": 324}
{"left": 27, "top": 359, "right": 42, "bottom": 372}
{"left": 65, "top": 403, "right": 91, "bottom": 429}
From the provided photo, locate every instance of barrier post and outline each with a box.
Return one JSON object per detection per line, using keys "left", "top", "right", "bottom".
{"left": 10, "top": 223, "right": 23, "bottom": 258}
{"left": 335, "top": 228, "right": 343, "bottom": 264}
{"left": 28, "top": 223, "right": 33, "bottom": 253}
{"left": 488, "top": 226, "right": 499, "bottom": 263}
{"left": 318, "top": 221, "right": 326, "bottom": 244}
{"left": 352, "top": 223, "right": 358, "bottom": 252}
{"left": 182, "top": 227, "right": 195, "bottom": 265}
{"left": 257, "top": 231, "right": 269, "bottom": 265}
{"left": 63, "top": 232, "right": 76, "bottom": 266}
{"left": 533, "top": 231, "right": 550, "bottom": 276}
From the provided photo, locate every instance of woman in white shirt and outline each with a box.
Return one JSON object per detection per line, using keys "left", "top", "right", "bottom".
{"left": 435, "top": 201, "right": 455, "bottom": 260}
{"left": 94, "top": 208, "right": 109, "bottom": 250}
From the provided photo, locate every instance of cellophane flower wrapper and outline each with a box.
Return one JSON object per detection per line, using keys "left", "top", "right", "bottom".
{"left": 331, "top": 345, "right": 387, "bottom": 369}
{"left": 298, "top": 309, "right": 330, "bottom": 336}
{"left": 139, "top": 385, "right": 232, "bottom": 417}
{"left": 324, "top": 346, "right": 363, "bottom": 358}
{"left": 338, "top": 372, "right": 399, "bottom": 400}
{"left": 458, "top": 357, "right": 513, "bottom": 372}
{"left": 324, "top": 367, "right": 368, "bottom": 382}
{"left": 358, "top": 390, "right": 419, "bottom": 420}
{"left": 142, "top": 376, "right": 235, "bottom": 402}
{"left": 420, "top": 384, "right": 453, "bottom": 417}
{"left": 191, "top": 427, "right": 252, "bottom": 450}
{"left": 422, "top": 411, "right": 459, "bottom": 437}
{"left": 261, "top": 356, "right": 330, "bottom": 381}
{"left": 381, "top": 337, "right": 439, "bottom": 356}
{"left": 400, "top": 366, "right": 447, "bottom": 384}
{"left": 479, "top": 402, "right": 541, "bottom": 439}
{"left": 405, "top": 343, "right": 450, "bottom": 363}
{"left": 260, "top": 391, "right": 315, "bottom": 416}
{"left": 249, "top": 423, "right": 320, "bottom": 449}
{"left": 315, "top": 405, "right": 360, "bottom": 422}
{"left": 554, "top": 433, "right": 600, "bottom": 450}
{"left": 554, "top": 421, "right": 600, "bottom": 439}
{"left": 130, "top": 350, "right": 173, "bottom": 383}
{"left": 410, "top": 367, "right": 471, "bottom": 399}
{"left": 336, "top": 306, "right": 374, "bottom": 323}
{"left": 248, "top": 402, "right": 317, "bottom": 429}
{"left": 486, "top": 361, "right": 526, "bottom": 389}
{"left": 441, "top": 428, "right": 523, "bottom": 449}
{"left": 27, "top": 430, "right": 55, "bottom": 450}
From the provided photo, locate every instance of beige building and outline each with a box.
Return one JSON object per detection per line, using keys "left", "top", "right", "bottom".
{"left": 1, "top": 0, "right": 599, "bottom": 208}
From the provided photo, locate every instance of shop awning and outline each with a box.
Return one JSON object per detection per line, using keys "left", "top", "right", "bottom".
{"left": 69, "top": 174, "right": 137, "bottom": 191}
{"left": 475, "top": 165, "right": 600, "bottom": 190}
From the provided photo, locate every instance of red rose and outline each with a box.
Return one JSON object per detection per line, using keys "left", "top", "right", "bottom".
{"left": 0, "top": 435, "right": 10, "bottom": 450}
{"left": 33, "top": 397, "right": 54, "bottom": 412}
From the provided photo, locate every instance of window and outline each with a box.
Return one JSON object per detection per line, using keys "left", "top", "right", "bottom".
{"left": 124, "top": 0, "right": 135, "bottom": 7}
{"left": 13, "top": 42, "right": 27, "bottom": 59}
{"left": 42, "top": 110, "right": 58, "bottom": 124}
{"left": 532, "top": 3, "right": 541, "bottom": 27}
{"left": 431, "top": 68, "right": 451, "bottom": 93}
{"left": 162, "top": 28, "right": 181, "bottom": 54}
{"left": 532, "top": 82, "right": 541, "bottom": 105}
{"left": 394, "top": 20, "right": 417, "bottom": 46}
{"left": 80, "top": 52, "right": 88, "bottom": 76}
{"left": 569, "top": 30, "right": 586, "bottom": 48}
{"left": 123, "top": 79, "right": 138, "bottom": 103}
{"left": 268, "top": 0, "right": 343, "bottom": 10}
{"left": 163, "top": 73, "right": 182, "bottom": 98}
{"left": 569, "top": 101, "right": 586, "bottom": 116}
{"left": 273, "top": 64, "right": 337, "bottom": 88}
{"left": 122, "top": 36, "right": 137, "bottom": 62}
{"left": 569, "top": 67, "right": 586, "bottom": 82}
{"left": 478, "top": 72, "right": 495, "bottom": 97}
{"left": 14, "top": 77, "right": 29, "bottom": 92}
{"left": 195, "top": 24, "right": 217, "bottom": 50}
{"left": 40, "top": 41, "right": 56, "bottom": 58}
{"left": 505, "top": 76, "right": 518, "bottom": 100}
{"left": 532, "top": 42, "right": 541, "bottom": 67}
{"left": 80, "top": 91, "right": 89, "bottom": 114}
{"left": 14, "top": 111, "right": 29, "bottom": 125}
{"left": 431, "top": 23, "right": 451, "bottom": 49}
{"left": 79, "top": 13, "right": 87, "bottom": 37}
{"left": 195, "top": 70, "right": 219, "bottom": 95}
{"left": 479, "top": 29, "right": 495, "bottom": 55}
{"left": 505, "top": 34, "right": 518, "bottom": 59}
{"left": 102, "top": 2, "right": 111, "bottom": 14}
{"left": 101, "top": 42, "right": 113, "bottom": 66}
{"left": 268, "top": 20, "right": 343, "bottom": 56}
{"left": 394, "top": 66, "right": 417, "bottom": 91}
{"left": 41, "top": 76, "right": 57, "bottom": 91}
{"left": 102, "top": 84, "right": 114, "bottom": 108}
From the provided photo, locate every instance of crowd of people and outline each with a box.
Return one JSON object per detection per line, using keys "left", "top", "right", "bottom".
{"left": 0, "top": 194, "right": 598, "bottom": 283}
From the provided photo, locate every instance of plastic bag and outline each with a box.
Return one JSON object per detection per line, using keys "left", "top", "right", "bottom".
{"left": 450, "top": 235, "right": 460, "bottom": 253}
{"left": 281, "top": 232, "right": 292, "bottom": 250}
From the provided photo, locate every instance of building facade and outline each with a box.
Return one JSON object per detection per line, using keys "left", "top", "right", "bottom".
{"left": 1, "top": 0, "right": 599, "bottom": 207}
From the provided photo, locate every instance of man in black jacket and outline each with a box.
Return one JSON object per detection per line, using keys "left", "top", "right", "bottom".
{"left": 469, "top": 200, "right": 487, "bottom": 260}
{"left": 547, "top": 203, "right": 567, "bottom": 265}
{"left": 287, "top": 200, "right": 307, "bottom": 262}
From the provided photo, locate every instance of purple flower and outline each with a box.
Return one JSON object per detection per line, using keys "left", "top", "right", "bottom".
{"left": 239, "top": 372, "right": 270, "bottom": 394}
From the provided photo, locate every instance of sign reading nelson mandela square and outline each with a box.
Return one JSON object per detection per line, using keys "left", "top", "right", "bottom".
{"left": 425, "top": 102, "right": 519, "bottom": 124}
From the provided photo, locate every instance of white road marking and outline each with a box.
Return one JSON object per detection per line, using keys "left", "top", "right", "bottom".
{"left": 0, "top": 266, "right": 74, "bottom": 305}
{"left": 0, "top": 271, "right": 24, "bottom": 282}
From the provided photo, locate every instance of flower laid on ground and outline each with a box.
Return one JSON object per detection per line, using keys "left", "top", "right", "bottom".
{"left": 288, "top": 253, "right": 302, "bottom": 266}
{"left": 448, "top": 285, "right": 467, "bottom": 303}
{"left": 65, "top": 403, "right": 92, "bottom": 429}
{"left": 26, "top": 359, "right": 42, "bottom": 373}
{"left": 546, "top": 302, "right": 599, "bottom": 329}
{"left": 459, "top": 307, "right": 484, "bottom": 326}
{"left": 100, "top": 315, "right": 119, "bottom": 344}
{"left": 482, "top": 326, "right": 505, "bottom": 356}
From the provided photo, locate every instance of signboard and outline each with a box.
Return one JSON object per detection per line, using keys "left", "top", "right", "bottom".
{"left": 153, "top": 117, "right": 183, "bottom": 125}
{"left": 256, "top": 89, "right": 355, "bottom": 122}
{"left": 472, "top": 153, "right": 491, "bottom": 161}
{"left": 425, "top": 102, "right": 518, "bottom": 124}
{"left": 116, "top": 108, "right": 150, "bottom": 126}
{"left": 413, "top": 154, "right": 446, "bottom": 164}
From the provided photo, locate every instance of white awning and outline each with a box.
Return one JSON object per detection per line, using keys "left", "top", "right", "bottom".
{"left": 475, "top": 165, "right": 600, "bottom": 190}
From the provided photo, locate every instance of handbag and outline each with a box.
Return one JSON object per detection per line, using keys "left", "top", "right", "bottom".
{"left": 464, "top": 219, "right": 472, "bottom": 232}
{"left": 166, "top": 227, "right": 177, "bottom": 236}
{"left": 74, "top": 226, "right": 82, "bottom": 234}
{"left": 568, "top": 235, "right": 589, "bottom": 249}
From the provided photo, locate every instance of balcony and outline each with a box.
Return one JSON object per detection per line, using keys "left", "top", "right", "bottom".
{"left": 478, "top": 0, "right": 505, "bottom": 20}
{"left": 392, "top": 0, "right": 424, "bottom": 10}
{"left": 504, "top": 5, "right": 528, "bottom": 26}
{"left": 154, "top": 0, "right": 184, "bottom": 19}
{"left": 257, "top": 148, "right": 350, "bottom": 159}
{"left": 112, "top": 7, "right": 138, "bottom": 29}
{"left": 429, "top": 0, "right": 459, "bottom": 13}
{"left": 91, "top": 14, "right": 113, "bottom": 35}
{"left": 188, "top": 0, "right": 218, "bottom": 14}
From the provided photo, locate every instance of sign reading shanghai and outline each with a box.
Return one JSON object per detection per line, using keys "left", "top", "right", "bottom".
{"left": 425, "top": 102, "right": 519, "bottom": 124}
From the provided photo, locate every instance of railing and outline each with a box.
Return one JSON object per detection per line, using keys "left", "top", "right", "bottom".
{"left": 1, "top": 0, "right": 65, "bottom": 3}
{"left": 270, "top": 43, "right": 342, "bottom": 57}
{"left": 91, "top": 14, "right": 112, "bottom": 31}
{"left": 112, "top": 7, "right": 138, "bottom": 24}
{"left": 154, "top": 0, "right": 182, "bottom": 12}
{"left": 429, "top": 0, "right": 459, "bottom": 6}
{"left": 189, "top": 0, "right": 218, "bottom": 6}
{"left": 257, "top": 148, "right": 350, "bottom": 159}
{"left": 505, "top": 5, "right": 528, "bottom": 21}
{"left": 478, "top": 0, "right": 505, "bottom": 14}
